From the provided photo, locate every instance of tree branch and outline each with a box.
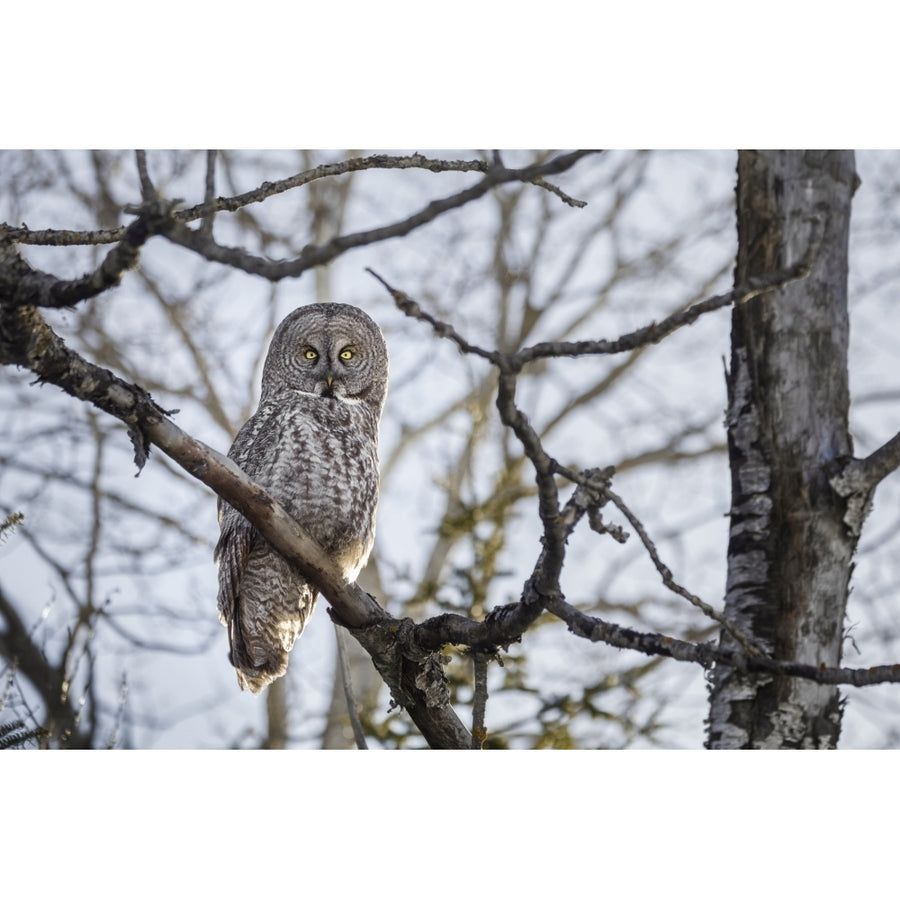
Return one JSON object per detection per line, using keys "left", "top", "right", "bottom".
{"left": 135, "top": 150, "right": 156, "bottom": 200}
{"left": 511, "top": 232, "right": 822, "bottom": 368}
{"left": 830, "top": 430, "right": 900, "bottom": 536}
{"left": 199, "top": 150, "right": 217, "bottom": 237}
{"left": 366, "top": 269, "right": 499, "bottom": 363}
{"left": 412, "top": 468, "right": 615, "bottom": 653}
{"left": 2, "top": 154, "right": 494, "bottom": 247}
{"left": 163, "top": 151, "right": 596, "bottom": 281}
{"left": 0, "top": 200, "right": 175, "bottom": 309}
{"left": 603, "top": 486, "right": 768, "bottom": 656}
{"left": 176, "top": 152, "right": 495, "bottom": 221}
{"left": 544, "top": 593, "right": 900, "bottom": 688}
{"left": 0, "top": 304, "right": 471, "bottom": 747}
{"left": 373, "top": 226, "right": 820, "bottom": 375}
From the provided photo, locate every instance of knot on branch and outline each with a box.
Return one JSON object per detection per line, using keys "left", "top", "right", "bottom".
{"left": 346, "top": 616, "right": 452, "bottom": 711}
{"left": 828, "top": 457, "right": 877, "bottom": 538}
{"left": 126, "top": 390, "right": 179, "bottom": 472}
{"left": 1, "top": 199, "right": 181, "bottom": 312}
{"left": 563, "top": 466, "right": 629, "bottom": 543}
{"left": 122, "top": 197, "right": 181, "bottom": 237}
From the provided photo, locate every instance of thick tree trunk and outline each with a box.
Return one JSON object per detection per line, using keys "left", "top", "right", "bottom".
{"left": 707, "top": 150, "right": 861, "bottom": 749}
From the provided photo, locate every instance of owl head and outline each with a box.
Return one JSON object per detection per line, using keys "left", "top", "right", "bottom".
{"left": 260, "top": 302, "right": 389, "bottom": 417}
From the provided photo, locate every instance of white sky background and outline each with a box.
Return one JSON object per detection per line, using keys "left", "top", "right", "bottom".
{"left": 4, "top": 4, "right": 900, "bottom": 892}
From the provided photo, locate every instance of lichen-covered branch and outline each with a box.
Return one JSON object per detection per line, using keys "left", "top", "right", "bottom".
{"left": 544, "top": 593, "right": 900, "bottom": 687}
{"left": 0, "top": 200, "right": 175, "bottom": 309}
{"left": 0, "top": 302, "right": 470, "bottom": 747}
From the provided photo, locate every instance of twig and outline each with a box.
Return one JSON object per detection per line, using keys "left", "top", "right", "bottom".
{"left": 1, "top": 227, "right": 124, "bottom": 247}
{"left": 366, "top": 269, "right": 498, "bottom": 363}
{"left": 529, "top": 175, "right": 588, "bottom": 208}
{"left": 334, "top": 623, "right": 368, "bottom": 749}
{"left": 471, "top": 653, "right": 489, "bottom": 749}
{"left": 413, "top": 469, "right": 614, "bottom": 653}
{"left": 135, "top": 150, "right": 156, "bottom": 200}
{"left": 200, "top": 150, "right": 217, "bottom": 238}
{"left": 544, "top": 593, "right": 900, "bottom": 688}
{"left": 603, "top": 486, "right": 768, "bottom": 656}
{"left": 180, "top": 152, "right": 494, "bottom": 221}
{"left": 511, "top": 233, "right": 822, "bottom": 368}
{"left": 378, "top": 230, "right": 819, "bottom": 376}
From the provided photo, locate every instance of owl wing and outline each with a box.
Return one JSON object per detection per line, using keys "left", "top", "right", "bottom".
{"left": 214, "top": 411, "right": 265, "bottom": 664}
{"left": 214, "top": 501, "right": 253, "bottom": 656}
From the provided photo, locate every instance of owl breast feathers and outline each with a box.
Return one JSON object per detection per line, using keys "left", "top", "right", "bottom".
{"left": 215, "top": 302, "right": 388, "bottom": 693}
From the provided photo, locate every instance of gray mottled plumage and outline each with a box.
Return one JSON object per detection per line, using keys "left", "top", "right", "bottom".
{"left": 215, "top": 302, "right": 388, "bottom": 693}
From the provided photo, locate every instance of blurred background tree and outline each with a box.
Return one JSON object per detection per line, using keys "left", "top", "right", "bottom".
{"left": 1, "top": 149, "right": 899, "bottom": 748}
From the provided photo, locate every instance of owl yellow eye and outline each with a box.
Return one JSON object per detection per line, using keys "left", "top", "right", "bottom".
{"left": 339, "top": 348, "right": 354, "bottom": 361}
{"left": 304, "top": 349, "right": 318, "bottom": 360}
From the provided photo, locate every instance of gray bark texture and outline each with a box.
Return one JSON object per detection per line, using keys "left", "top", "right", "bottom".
{"left": 707, "top": 150, "right": 860, "bottom": 749}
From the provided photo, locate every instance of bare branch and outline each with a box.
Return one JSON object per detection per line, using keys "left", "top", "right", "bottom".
{"left": 178, "top": 152, "right": 494, "bottom": 221}
{"left": 3, "top": 153, "right": 491, "bottom": 246}
{"left": 334, "top": 624, "right": 368, "bottom": 750}
{"left": 856, "top": 431, "right": 900, "bottom": 490}
{"left": 380, "top": 224, "right": 817, "bottom": 376}
{"left": 528, "top": 175, "right": 588, "bottom": 208}
{"left": 0, "top": 200, "right": 176, "bottom": 309}
{"left": 199, "top": 150, "right": 217, "bottom": 237}
{"left": 367, "top": 269, "right": 498, "bottom": 363}
{"left": 545, "top": 593, "right": 900, "bottom": 688}
{"left": 511, "top": 233, "right": 821, "bottom": 368}
{"left": 164, "top": 151, "right": 596, "bottom": 281}
{"left": 830, "top": 430, "right": 900, "bottom": 536}
{"left": 6, "top": 152, "right": 592, "bottom": 249}
{"left": 412, "top": 469, "right": 615, "bottom": 653}
{"left": 135, "top": 150, "right": 155, "bottom": 200}
{"left": 603, "top": 486, "right": 768, "bottom": 656}
{"left": 471, "top": 653, "right": 489, "bottom": 749}
{"left": 0, "top": 227, "right": 124, "bottom": 247}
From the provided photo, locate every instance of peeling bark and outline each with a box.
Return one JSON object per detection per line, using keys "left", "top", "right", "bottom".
{"left": 707, "top": 150, "right": 860, "bottom": 749}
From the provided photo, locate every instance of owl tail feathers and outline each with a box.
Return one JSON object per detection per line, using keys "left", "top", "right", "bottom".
{"left": 235, "top": 663, "right": 285, "bottom": 694}
{"left": 229, "top": 638, "right": 289, "bottom": 694}
{"left": 226, "top": 613, "right": 289, "bottom": 694}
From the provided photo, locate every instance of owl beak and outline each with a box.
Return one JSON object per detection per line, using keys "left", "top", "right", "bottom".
{"left": 325, "top": 375, "right": 334, "bottom": 388}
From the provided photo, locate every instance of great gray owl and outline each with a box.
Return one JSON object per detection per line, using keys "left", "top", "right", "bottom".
{"left": 215, "top": 302, "right": 388, "bottom": 693}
